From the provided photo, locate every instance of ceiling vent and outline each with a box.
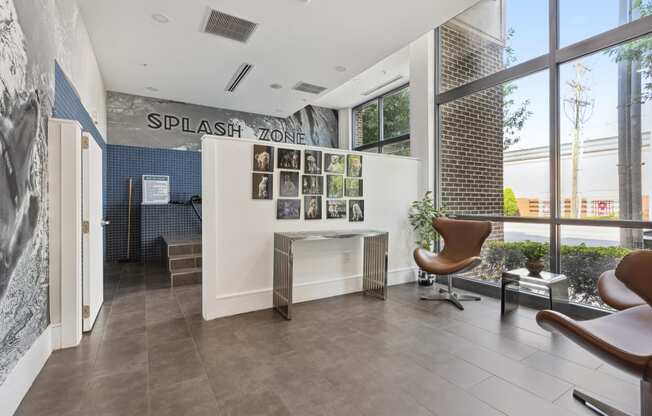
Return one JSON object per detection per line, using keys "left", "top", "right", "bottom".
{"left": 293, "top": 82, "right": 328, "bottom": 95}
{"left": 225, "top": 63, "right": 254, "bottom": 93}
{"left": 203, "top": 9, "right": 258, "bottom": 43}
{"left": 362, "top": 75, "right": 404, "bottom": 96}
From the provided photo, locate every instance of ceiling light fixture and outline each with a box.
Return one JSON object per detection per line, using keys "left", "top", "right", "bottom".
{"left": 334, "top": 66, "right": 346, "bottom": 72}
{"left": 270, "top": 83, "right": 283, "bottom": 90}
{"left": 152, "top": 13, "right": 170, "bottom": 24}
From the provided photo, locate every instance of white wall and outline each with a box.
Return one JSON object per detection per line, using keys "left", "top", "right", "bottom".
{"left": 409, "top": 31, "right": 436, "bottom": 196}
{"left": 54, "top": 0, "right": 107, "bottom": 139}
{"left": 202, "top": 136, "right": 420, "bottom": 320}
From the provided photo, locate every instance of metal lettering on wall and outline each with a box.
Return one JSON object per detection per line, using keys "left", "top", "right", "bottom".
{"left": 108, "top": 91, "right": 338, "bottom": 151}
{"left": 146, "top": 112, "right": 308, "bottom": 145}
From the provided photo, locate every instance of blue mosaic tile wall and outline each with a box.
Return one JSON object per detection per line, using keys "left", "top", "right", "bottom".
{"left": 106, "top": 144, "right": 201, "bottom": 262}
{"left": 53, "top": 62, "right": 107, "bottom": 255}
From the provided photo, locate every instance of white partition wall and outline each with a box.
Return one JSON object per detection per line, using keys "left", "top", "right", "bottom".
{"left": 202, "top": 136, "right": 421, "bottom": 320}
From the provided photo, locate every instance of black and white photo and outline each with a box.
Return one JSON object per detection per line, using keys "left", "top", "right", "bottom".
{"left": 279, "top": 171, "right": 300, "bottom": 197}
{"left": 345, "top": 178, "right": 363, "bottom": 197}
{"left": 304, "top": 196, "right": 322, "bottom": 220}
{"left": 252, "top": 173, "right": 273, "bottom": 200}
{"left": 347, "top": 154, "right": 362, "bottom": 177}
{"left": 277, "top": 148, "right": 301, "bottom": 170}
{"left": 276, "top": 199, "right": 301, "bottom": 220}
{"left": 324, "top": 153, "right": 345, "bottom": 174}
{"left": 326, "top": 200, "right": 347, "bottom": 219}
{"left": 304, "top": 150, "right": 322, "bottom": 174}
{"left": 349, "top": 200, "right": 364, "bottom": 222}
{"left": 253, "top": 144, "right": 274, "bottom": 172}
{"left": 302, "top": 175, "right": 323, "bottom": 195}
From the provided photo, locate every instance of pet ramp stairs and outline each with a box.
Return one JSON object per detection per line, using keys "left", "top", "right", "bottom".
{"left": 161, "top": 234, "right": 202, "bottom": 286}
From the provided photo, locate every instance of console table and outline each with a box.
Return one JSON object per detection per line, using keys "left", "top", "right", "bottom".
{"left": 273, "top": 230, "right": 389, "bottom": 320}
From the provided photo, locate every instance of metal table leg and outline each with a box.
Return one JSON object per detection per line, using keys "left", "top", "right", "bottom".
{"left": 363, "top": 233, "right": 388, "bottom": 300}
{"left": 273, "top": 234, "right": 293, "bottom": 320}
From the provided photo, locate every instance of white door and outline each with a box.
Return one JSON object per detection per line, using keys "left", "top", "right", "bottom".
{"left": 82, "top": 133, "right": 104, "bottom": 331}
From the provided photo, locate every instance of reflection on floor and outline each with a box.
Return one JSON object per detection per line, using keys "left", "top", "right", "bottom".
{"left": 16, "top": 264, "right": 640, "bottom": 416}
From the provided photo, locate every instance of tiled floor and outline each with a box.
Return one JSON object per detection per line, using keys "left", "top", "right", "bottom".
{"left": 16, "top": 264, "right": 640, "bottom": 416}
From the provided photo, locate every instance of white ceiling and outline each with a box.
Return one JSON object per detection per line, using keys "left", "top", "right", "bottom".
{"left": 79, "top": 0, "right": 477, "bottom": 117}
{"left": 315, "top": 45, "right": 410, "bottom": 110}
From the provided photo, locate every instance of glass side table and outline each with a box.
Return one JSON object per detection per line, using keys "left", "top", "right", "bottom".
{"left": 501, "top": 268, "right": 569, "bottom": 315}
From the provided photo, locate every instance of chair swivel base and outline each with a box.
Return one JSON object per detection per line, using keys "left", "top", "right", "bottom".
{"left": 420, "top": 288, "right": 481, "bottom": 311}
{"left": 573, "top": 389, "right": 631, "bottom": 416}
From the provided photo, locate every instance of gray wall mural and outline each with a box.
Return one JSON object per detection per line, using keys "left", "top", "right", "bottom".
{"left": 0, "top": 0, "right": 52, "bottom": 385}
{"left": 107, "top": 91, "right": 339, "bottom": 150}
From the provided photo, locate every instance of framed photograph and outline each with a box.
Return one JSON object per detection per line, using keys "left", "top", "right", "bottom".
{"left": 304, "top": 196, "right": 322, "bottom": 220}
{"left": 344, "top": 178, "right": 363, "bottom": 197}
{"left": 304, "top": 150, "right": 322, "bottom": 174}
{"left": 277, "top": 199, "right": 301, "bottom": 220}
{"left": 302, "top": 175, "right": 323, "bottom": 195}
{"left": 252, "top": 173, "right": 273, "bottom": 200}
{"left": 347, "top": 154, "right": 362, "bottom": 177}
{"left": 277, "top": 148, "right": 301, "bottom": 170}
{"left": 324, "top": 153, "right": 345, "bottom": 174}
{"left": 349, "top": 199, "right": 364, "bottom": 222}
{"left": 326, "top": 200, "right": 347, "bottom": 219}
{"left": 326, "top": 175, "right": 344, "bottom": 198}
{"left": 253, "top": 144, "right": 274, "bottom": 172}
{"left": 279, "top": 171, "right": 300, "bottom": 197}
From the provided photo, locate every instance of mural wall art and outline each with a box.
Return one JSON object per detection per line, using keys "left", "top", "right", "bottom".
{"left": 107, "top": 91, "right": 339, "bottom": 150}
{"left": 0, "top": 0, "right": 52, "bottom": 385}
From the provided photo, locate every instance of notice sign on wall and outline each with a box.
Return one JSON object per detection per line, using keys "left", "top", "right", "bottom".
{"left": 142, "top": 175, "right": 170, "bottom": 205}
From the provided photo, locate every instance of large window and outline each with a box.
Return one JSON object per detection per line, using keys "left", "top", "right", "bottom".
{"left": 353, "top": 85, "right": 410, "bottom": 155}
{"left": 436, "top": 0, "right": 652, "bottom": 309}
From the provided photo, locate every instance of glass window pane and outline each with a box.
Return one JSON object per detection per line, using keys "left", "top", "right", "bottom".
{"left": 560, "top": 0, "right": 650, "bottom": 47}
{"left": 353, "top": 101, "right": 379, "bottom": 148}
{"left": 381, "top": 140, "right": 410, "bottom": 156}
{"left": 383, "top": 88, "right": 410, "bottom": 139}
{"left": 559, "top": 35, "right": 651, "bottom": 222}
{"left": 471, "top": 222, "right": 551, "bottom": 283}
{"left": 441, "top": 71, "right": 549, "bottom": 217}
{"left": 560, "top": 225, "right": 647, "bottom": 309}
{"left": 440, "top": 0, "right": 548, "bottom": 92}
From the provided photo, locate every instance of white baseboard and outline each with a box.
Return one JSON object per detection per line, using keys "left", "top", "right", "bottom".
{"left": 0, "top": 326, "right": 52, "bottom": 416}
{"left": 203, "top": 268, "right": 417, "bottom": 320}
{"left": 50, "top": 324, "right": 62, "bottom": 351}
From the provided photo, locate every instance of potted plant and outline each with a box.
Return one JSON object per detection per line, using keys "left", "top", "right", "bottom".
{"left": 408, "top": 192, "right": 446, "bottom": 286}
{"left": 520, "top": 241, "right": 549, "bottom": 277}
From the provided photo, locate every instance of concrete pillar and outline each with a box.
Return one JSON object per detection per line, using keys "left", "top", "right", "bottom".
{"left": 338, "top": 108, "right": 352, "bottom": 150}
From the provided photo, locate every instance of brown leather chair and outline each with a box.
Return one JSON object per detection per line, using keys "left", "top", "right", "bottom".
{"left": 598, "top": 269, "right": 645, "bottom": 310}
{"left": 414, "top": 218, "right": 492, "bottom": 310}
{"left": 537, "top": 250, "right": 652, "bottom": 416}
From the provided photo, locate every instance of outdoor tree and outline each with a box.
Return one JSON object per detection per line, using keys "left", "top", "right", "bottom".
{"left": 563, "top": 62, "right": 594, "bottom": 219}
{"left": 502, "top": 28, "right": 533, "bottom": 151}
{"left": 608, "top": 0, "right": 650, "bottom": 248}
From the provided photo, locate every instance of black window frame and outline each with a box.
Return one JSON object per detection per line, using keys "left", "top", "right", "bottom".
{"left": 353, "top": 83, "right": 410, "bottom": 153}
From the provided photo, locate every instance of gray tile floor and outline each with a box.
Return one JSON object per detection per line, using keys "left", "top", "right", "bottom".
{"left": 16, "top": 264, "right": 640, "bottom": 416}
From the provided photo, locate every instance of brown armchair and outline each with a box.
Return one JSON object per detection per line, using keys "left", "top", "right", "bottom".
{"left": 413, "top": 218, "right": 492, "bottom": 310}
{"left": 537, "top": 250, "right": 652, "bottom": 416}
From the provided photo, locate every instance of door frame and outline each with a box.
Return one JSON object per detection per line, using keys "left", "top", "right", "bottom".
{"left": 48, "top": 118, "right": 83, "bottom": 349}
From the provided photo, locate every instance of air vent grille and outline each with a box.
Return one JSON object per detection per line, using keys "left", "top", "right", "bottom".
{"left": 293, "top": 82, "right": 328, "bottom": 95}
{"left": 225, "top": 63, "right": 254, "bottom": 93}
{"left": 362, "top": 75, "right": 404, "bottom": 96}
{"left": 203, "top": 9, "right": 258, "bottom": 43}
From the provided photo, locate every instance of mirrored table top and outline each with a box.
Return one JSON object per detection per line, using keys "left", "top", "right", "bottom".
{"left": 275, "top": 230, "right": 387, "bottom": 241}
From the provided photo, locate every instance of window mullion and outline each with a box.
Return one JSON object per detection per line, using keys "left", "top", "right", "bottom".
{"left": 549, "top": 0, "right": 561, "bottom": 273}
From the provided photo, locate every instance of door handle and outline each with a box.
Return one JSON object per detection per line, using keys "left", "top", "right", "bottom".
{"left": 101, "top": 220, "right": 110, "bottom": 227}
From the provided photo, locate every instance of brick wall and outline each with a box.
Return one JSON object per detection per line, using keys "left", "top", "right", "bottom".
{"left": 439, "top": 23, "right": 504, "bottom": 217}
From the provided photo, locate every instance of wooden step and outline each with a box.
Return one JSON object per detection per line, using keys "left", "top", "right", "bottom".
{"left": 170, "top": 267, "right": 202, "bottom": 287}
{"left": 168, "top": 253, "right": 202, "bottom": 272}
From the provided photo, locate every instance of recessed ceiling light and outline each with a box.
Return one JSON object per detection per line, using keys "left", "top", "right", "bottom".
{"left": 152, "top": 13, "right": 170, "bottom": 24}
{"left": 334, "top": 66, "right": 346, "bottom": 72}
{"left": 270, "top": 83, "right": 283, "bottom": 90}
{"left": 146, "top": 86, "right": 159, "bottom": 92}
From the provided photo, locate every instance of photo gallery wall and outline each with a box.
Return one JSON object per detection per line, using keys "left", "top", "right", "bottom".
{"left": 251, "top": 144, "right": 364, "bottom": 222}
